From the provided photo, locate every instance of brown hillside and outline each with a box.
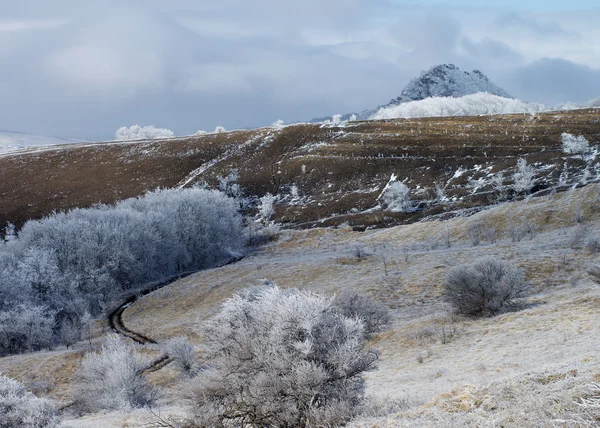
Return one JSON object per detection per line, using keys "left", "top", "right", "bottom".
{"left": 1, "top": 109, "right": 599, "bottom": 230}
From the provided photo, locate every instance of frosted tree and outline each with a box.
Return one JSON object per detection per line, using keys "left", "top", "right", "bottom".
{"left": 214, "top": 126, "right": 226, "bottom": 133}
{"left": 3, "top": 223, "right": 16, "bottom": 242}
{"left": 115, "top": 125, "right": 174, "bottom": 141}
{"left": 258, "top": 193, "right": 276, "bottom": 222}
{"left": 0, "top": 188, "right": 245, "bottom": 355}
{"left": 218, "top": 169, "right": 241, "bottom": 199}
{"left": 186, "top": 285, "right": 379, "bottom": 427}
{"left": 73, "top": 335, "right": 154, "bottom": 412}
{"left": 562, "top": 133, "right": 590, "bottom": 159}
{"left": 271, "top": 119, "right": 285, "bottom": 130}
{"left": 381, "top": 176, "right": 411, "bottom": 212}
{"left": 513, "top": 158, "right": 535, "bottom": 194}
{"left": 0, "top": 373, "right": 59, "bottom": 428}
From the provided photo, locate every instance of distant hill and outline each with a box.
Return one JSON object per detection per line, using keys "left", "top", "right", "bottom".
{"left": 0, "top": 131, "right": 86, "bottom": 154}
{"left": 311, "top": 64, "right": 512, "bottom": 122}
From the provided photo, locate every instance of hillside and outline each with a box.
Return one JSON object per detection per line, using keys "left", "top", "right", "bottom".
{"left": 1, "top": 184, "right": 598, "bottom": 426}
{"left": 1, "top": 109, "right": 599, "bottom": 233}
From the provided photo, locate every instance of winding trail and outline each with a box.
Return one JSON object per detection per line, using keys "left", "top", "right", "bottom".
{"left": 108, "top": 256, "right": 244, "bottom": 374}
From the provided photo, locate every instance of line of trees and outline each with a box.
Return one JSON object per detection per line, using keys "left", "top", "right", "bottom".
{"left": 0, "top": 188, "right": 244, "bottom": 356}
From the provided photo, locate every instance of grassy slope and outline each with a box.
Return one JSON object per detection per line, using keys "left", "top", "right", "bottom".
{"left": 0, "top": 182, "right": 598, "bottom": 427}
{"left": 1, "top": 109, "right": 599, "bottom": 230}
{"left": 118, "top": 184, "right": 600, "bottom": 426}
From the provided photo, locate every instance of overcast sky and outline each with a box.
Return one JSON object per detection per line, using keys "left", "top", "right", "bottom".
{"left": 1, "top": 0, "right": 599, "bottom": 140}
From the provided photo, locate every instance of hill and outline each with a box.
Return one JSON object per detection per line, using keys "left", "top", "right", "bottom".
{"left": 0, "top": 109, "right": 599, "bottom": 233}
{"left": 1, "top": 183, "right": 599, "bottom": 426}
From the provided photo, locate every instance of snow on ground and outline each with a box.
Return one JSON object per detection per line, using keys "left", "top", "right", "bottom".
{"left": 0, "top": 131, "right": 87, "bottom": 154}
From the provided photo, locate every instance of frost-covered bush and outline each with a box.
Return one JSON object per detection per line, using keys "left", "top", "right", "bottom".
{"left": 214, "top": 126, "right": 226, "bottom": 133}
{"left": 443, "top": 259, "right": 528, "bottom": 317}
{"left": 258, "top": 193, "right": 276, "bottom": 221}
{"left": 271, "top": 119, "right": 285, "bottom": 130}
{"left": 0, "top": 306, "right": 55, "bottom": 356}
{"left": 217, "top": 169, "right": 241, "bottom": 199}
{"left": 513, "top": 158, "right": 535, "bottom": 194}
{"left": 74, "top": 335, "right": 154, "bottom": 412}
{"left": 166, "top": 336, "right": 196, "bottom": 378}
{"left": 115, "top": 125, "right": 174, "bottom": 141}
{"left": 381, "top": 181, "right": 411, "bottom": 212}
{"left": 0, "top": 373, "right": 59, "bottom": 428}
{"left": 186, "top": 285, "right": 379, "bottom": 427}
{"left": 371, "top": 93, "right": 545, "bottom": 120}
{"left": 0, "top": 188, "right": 244, "bottom": 355}
{"left": 332, "top": 291, "right": 390, "bottom": 338}
{"left": 245, "top": 221, "right": 280, "bottom": 246}
{"left": 561, "top": 133, "right": 590, "bottom": 157}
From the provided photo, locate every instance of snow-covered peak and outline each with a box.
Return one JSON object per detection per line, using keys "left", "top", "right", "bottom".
{"left": 385, "top": 64, "right": 512, "bottom": 107}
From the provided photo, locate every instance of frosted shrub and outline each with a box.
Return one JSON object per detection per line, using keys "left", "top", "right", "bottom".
{"left": 332, "top": 291, "right": 390, "bottom": 338}
{"left": 271, "top": 119, "right": 285, "bottom": 130}
{"left": 561, "top": 133, "right": 590, "bottom": 157}
{"left": 166, "top": 337, "right": 196, "bottom": 378}
{"left": 258, "top": 193, "right": 276, "bottom": 222}
{"left": 382, "top": 181, "right": 411, "bottom": 212}
{"left": 74, "top": 335, "right": 154, "bottom": 412}
{"left": 513, "top": 158, "right": 535, "bottom": 194}
{"left": 0, "top": 373, "right": 59, "bottom": 428}
{"left": 186, "top": 285, "right": 379, "bottom": 427}
{"left": 443, "top": 259, "right": 528, "bottom": 317}
{"left": 214, "top": 126, "right": 226, "bottom": 133}
{"left": 115, "top": 125, "right": 174, "bottom": 141}
{"left": 245, "top": 221, "right": 280, "bottom": 246}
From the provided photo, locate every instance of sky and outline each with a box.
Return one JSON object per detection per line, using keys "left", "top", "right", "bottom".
{"left": 0, "top": 0, "right": 599, "bottom": 140}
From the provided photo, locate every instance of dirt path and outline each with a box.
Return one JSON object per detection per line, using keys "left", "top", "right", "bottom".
{"left": 107, "top": 256, "right": 244, "bottom": 374}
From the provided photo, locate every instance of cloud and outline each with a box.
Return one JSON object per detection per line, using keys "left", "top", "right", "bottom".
{"left": 503, "top": 58, "right": 600, "bottom": 105}
{"left": 0, "top": 2, "right": 599, "bottom": 140}
{"left": 391, "top": 13, "right": 462, "bottom": 57}
{"left": 460, "top": 37, "right": 524, "bottom": 69}
{"left": 495, "top": 12, "right": 576, "bottom": 38}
